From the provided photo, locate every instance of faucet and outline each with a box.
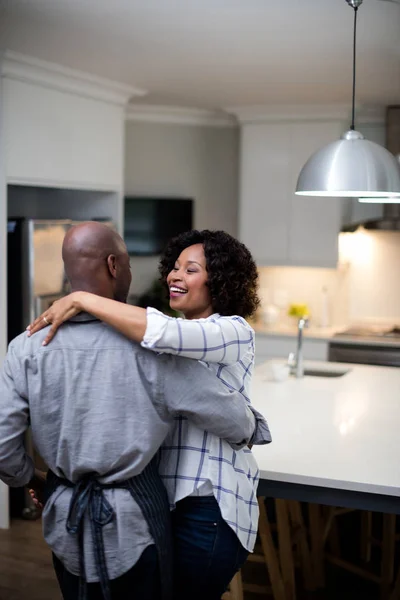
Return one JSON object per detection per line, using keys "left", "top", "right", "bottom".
{"left": 288, "top": 317, "right": 309, "bottom": 378}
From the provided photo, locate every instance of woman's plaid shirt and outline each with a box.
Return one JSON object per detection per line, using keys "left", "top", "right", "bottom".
{"left": 142, "top": 308, "right": 271, "bottom": 551}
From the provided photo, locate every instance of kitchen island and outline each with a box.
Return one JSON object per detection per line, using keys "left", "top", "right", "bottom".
{"left": 250, "top": 361, "right": 400, "bottom": 600}
{"left": 252, "top": 360, "right": 400, "bottom": 512}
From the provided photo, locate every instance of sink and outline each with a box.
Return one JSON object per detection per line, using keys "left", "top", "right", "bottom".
{"left": 302, "top": 368, "right": 349, "bottom": 378}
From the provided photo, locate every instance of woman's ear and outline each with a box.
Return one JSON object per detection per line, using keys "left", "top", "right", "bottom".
{"left": 107, "top": 254, "right": 117, "bottom": 279}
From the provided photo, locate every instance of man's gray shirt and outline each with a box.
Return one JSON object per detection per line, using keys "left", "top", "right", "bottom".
{"left": 0, "top": 314, "right": 256, "bottom": 581}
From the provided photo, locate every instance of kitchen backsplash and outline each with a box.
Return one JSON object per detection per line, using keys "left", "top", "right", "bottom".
{"left": 339, "top": 230, "right": 400, "bottom": 326}
{"left": 257, "top": 265, "right": 349, "bottom": 329}
{"left": 257, "top": 230, "right": 400, "bottom": 329}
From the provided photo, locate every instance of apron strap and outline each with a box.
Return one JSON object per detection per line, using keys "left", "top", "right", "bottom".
{"left": 45, "top": 456, "right": 172, "bottom": 600}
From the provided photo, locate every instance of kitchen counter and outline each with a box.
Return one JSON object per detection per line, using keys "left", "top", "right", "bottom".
{"left": 254, "top": 323, "right": 338, "bottom": 340}
{"left": 252, "top": 360, "right": 400, "bottom": 499}
{"left": 253, "top": 323, "right": 400, "bottom": 348}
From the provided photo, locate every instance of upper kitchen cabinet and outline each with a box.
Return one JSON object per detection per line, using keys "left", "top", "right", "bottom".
{"left": 239, "top": 123, "right": 291, "bottom": 263}
{"left": 288, "top": 122, "right": 344, "bottom": 267}
{"left": 238, "top": 117, "right": 344, "bottom": 268}
{"left": 1, "top": 52, "right": 143, "bottom": 192}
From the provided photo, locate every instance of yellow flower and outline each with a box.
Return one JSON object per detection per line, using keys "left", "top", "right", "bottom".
{"left": 288, "top": 303, "right": 310, "bottom": 318}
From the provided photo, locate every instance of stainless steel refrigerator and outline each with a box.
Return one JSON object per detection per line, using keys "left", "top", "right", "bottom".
{"left": 7, "top": 218, "right": 112, "bottom": 518}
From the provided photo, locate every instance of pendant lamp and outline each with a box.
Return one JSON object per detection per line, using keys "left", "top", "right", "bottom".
{"left": 295, "top": 0, "right": 400, "bottom": 198}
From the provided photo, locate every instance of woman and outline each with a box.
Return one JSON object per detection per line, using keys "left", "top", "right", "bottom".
{"left": 28, "top": 229, "right": 271, "bottom": 600}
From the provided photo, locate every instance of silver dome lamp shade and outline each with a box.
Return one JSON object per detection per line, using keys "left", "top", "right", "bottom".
{"left": 358, "top": 155, "right": 400, "bottom": 203}
{"left": 296, "top": 0, "right": 400, "bottom": 198}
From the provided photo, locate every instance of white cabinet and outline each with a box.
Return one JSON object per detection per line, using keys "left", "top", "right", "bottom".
{"left": 239, "top": 120, "right": 343, "bottom": 268}
{"left": 239, "top": 124, "right": 291, "bottom": 263}
{"left": 288, "top": 123, "right": 343, "bottom": 267}
{"left": 255, "top": 333, "right": 329, "bottom": 366}
{"left": 4, "top": 79, "right": 125, "bottom": 191}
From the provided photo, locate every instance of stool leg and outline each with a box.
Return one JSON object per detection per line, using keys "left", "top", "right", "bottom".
{"left": 324, "top": 507, "right": 341, "bottom": 557}
{"left": 258, "top": 497, "right": 286, "bottom": 600}
{"left": 288, "top": 501, "right": 315, "bottom": 591}
{"left": 276, "top": 499, "right": 296, "bottom": 600}
{"left": 381, "top": 513, "right": 396, "bottom": 600}
{"left": 308, "top": 503, "right": 325, "bottom": 588}
{"left": 361, "top": 511, "right": 373, "bottom": 563}
{"left": 389, "top": 562, "right": 400, "bottom": 600}
{"left": 228, "top": 571, "right": 244, "bottom": 600}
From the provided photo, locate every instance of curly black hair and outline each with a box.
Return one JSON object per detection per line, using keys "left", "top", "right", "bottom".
{"left": 159, "top": 230, "right": 260, "bottom": 319}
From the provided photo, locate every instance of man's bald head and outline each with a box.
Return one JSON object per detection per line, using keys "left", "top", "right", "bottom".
{"left": 62, "top": 222, "right": 132, "bottom": 302}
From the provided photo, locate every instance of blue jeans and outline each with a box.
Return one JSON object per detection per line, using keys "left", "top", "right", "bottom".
{"left": 172, "top": 496, "right": 249, "bottom": 600}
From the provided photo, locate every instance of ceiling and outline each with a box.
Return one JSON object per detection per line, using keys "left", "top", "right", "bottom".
{"left": 0, "top": 0, "right": 399, "bottom": 110}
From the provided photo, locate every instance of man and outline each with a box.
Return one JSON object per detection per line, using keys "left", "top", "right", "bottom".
{"left": 0, "top": 222, "right": 259, "bottom": 600}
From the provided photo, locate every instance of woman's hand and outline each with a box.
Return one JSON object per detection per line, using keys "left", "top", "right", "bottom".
{"left": 27, "top": 469, "right": 47, "bottom": 514}
{"left": 29, "top": 488, "right": 44, "bottom": 512}
{"left": 26, "top": 291, "right": 85, "bottom": 345}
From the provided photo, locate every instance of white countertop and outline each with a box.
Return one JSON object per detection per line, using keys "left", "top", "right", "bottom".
{"left": 251, "top": 360, "right": 400, "bottom": 497}
{"left": 253, "top": 324, "right": 400, "bottom": 347}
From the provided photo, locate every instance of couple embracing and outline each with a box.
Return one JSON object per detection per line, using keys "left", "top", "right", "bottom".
{"left": 0, "top": 221, "right": 271, "bottom": 600}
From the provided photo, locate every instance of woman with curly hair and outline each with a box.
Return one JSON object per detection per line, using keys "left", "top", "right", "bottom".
{"left": 27, "top": 229, "right": 271, "bottom": 600}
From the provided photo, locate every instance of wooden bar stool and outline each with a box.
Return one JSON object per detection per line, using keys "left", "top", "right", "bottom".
{"left": 323, "top": 508, "right": 397, "bottom": 599}
{"left": 224, "top": 497, "right": 318, "bottom": 600}
{"left": 223, "top": 572, "right": 244, "bottom": 600}
{"left": 224, "top": 497, "right": 286, "bottom": 600}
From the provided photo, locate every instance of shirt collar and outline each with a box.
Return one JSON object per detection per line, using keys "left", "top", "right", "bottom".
{"left": 69, "top": 312, "right": 99, "bottom": 323}
{"left": 70, "top": 311, "right": 221, "bottom": 324}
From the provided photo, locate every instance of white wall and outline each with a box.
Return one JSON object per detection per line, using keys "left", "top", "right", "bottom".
{"left": 0, "top": 69, "right": 10, "bottom": 529}
{"left": 0, "top": 74, "right": 7, "bottom": 367}
{"left": 124, "top": 121, "right": 239, "bottom": 296}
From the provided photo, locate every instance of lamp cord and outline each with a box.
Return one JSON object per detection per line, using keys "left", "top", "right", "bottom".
{"left": 350, "top": 6, "right": 358, "bottom": 130}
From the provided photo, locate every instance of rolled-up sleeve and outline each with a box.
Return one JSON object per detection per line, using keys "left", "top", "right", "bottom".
{"left": 0, "top": 345, "right": 34, "bottom": 487}
{"left": 248, "top": 406, "right": 272, "bottom": 446}
{"left": 142, "top": 308, "right": 254, "bottom": 364}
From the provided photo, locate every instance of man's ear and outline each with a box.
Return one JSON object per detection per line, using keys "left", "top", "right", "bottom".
{"left": 107, "top": 254, "right": 117, "bottom": 279}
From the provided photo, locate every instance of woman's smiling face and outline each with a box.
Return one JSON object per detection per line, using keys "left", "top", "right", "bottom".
{"left": 166, "top": 243, "right": 213, "bottom": 320}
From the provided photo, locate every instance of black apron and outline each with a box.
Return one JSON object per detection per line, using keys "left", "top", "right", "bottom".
{"left": 45, "top": 456, "right": 172, "bottom": 600}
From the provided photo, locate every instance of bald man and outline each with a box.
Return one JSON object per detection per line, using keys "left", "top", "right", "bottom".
{"left": 0, "top": 222, "right": 259, "bottom": 600}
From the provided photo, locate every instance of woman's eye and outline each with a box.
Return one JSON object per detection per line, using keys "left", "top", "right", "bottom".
{"left": 187, "top": 269, "right": 197, "bottom": 274}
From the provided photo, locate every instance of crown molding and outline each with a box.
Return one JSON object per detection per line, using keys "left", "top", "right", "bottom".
{"left": 226, "top": 104, "right": 386, "bottom": 125}
{"left": 1, "top": 51, "right": 147, "bottom": 106}
{"left": 226, "top": 104, "right": 350, "bottom": 124}
{"left": 126, "top": 104, "right": 237, "bottom": 127}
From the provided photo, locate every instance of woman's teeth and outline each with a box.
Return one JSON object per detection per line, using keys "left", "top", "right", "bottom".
{"left": 170, "top": 286, "right": 187, "bottom": 294}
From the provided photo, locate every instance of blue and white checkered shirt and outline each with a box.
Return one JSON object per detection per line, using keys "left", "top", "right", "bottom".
{"left": 142, "top": 308, "right": 271, "bottom": 552}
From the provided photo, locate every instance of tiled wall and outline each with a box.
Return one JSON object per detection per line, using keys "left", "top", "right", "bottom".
{"left": 257, "top": 265, "right": 349, "bottom": 328}
{"left": 339, "top": 230, "right": 400, "bottom": 326}
{"left": 257, "top": 230, "right": 400, "bottom": 329}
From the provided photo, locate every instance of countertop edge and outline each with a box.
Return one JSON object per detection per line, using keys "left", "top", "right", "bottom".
{"left": 253, "top": 326, "right": 400, "bottom": 347}
{"left": 256, "top": 469, "right": 400, "bottom": 498}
